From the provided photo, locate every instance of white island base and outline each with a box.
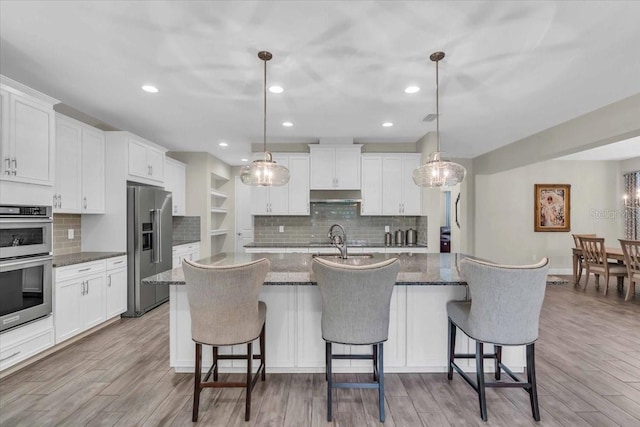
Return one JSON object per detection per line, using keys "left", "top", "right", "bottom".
{"left": 169, "top": 285, "right": 526, "bottom": 374}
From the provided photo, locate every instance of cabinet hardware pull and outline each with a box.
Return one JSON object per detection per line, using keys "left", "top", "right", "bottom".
{"left": 108, "top": 275, "right": 111, "bottom": 287}
{"left": 83, "top": 197, "right": 87, "bottom": 209}
{"left": 78, "top": 267, "right": 91, "bottom": 272}
{"left": 4, "top": 157, "right": 9, "bottom": 171}
{"left": 12, "top": 158, "right": 17, "bottom": 170}
{"left": 0, "top": 351, "right": 21, "bottom": 363}
{"left": 81, "top": 281, "right": 85, "bottom": 295}
{"left": 112, "top": 260, "right": 123, "bottom": 265}
{"left": 86, "top": 281, "right": 89, "bottom": 294}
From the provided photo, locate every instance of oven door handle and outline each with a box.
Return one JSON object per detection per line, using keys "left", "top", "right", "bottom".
{"left": 0, "top": 255, "right": 53, "bottom": 268}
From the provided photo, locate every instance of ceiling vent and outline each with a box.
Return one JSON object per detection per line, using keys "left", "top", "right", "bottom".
{"left": 422, "top": 113, "right": 437, "bottom": 122}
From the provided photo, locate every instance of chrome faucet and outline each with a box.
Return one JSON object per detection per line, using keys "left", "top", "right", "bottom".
{"left": 328, "top": 224, "right": 348, "bottom": 259}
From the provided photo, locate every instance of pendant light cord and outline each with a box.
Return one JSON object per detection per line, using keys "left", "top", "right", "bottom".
{"left": 435, "top": 56, "right": 440, "bottom": 153}
{"left": 263, "top": 53, "right": 267, "bottom": 155}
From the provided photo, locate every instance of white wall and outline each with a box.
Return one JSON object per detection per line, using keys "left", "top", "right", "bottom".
{"left": 474, "top": 160, "right": 623, "bottom": 273}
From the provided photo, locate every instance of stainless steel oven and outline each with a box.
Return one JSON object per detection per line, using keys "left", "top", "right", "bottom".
{"left": 0, "top": 205, "right": 53, "bottom": 332}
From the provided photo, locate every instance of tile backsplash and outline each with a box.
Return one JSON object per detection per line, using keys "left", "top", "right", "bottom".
{"left": 53, "top": 214, "right": 81, "bottom": 255}
{"left": 172, "top": 216, "right": 201, "bottom": 242}
{"left": 254, "top": 203, "right": 427, "bottom": 245}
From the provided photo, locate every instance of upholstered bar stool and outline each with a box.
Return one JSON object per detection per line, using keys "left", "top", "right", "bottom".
{"left": 182, "top": 257, "right": 270, "bottom": 422}
{"left": 447, "top": 257, "right": 550, "bottom": 422}
{"left": 579, "top": 236, "right": 627, "bottom": 295}
{"left": 312, "top": 257, "right": 400, "bottom": 423}
{"left": 620, "top": 239, "right": 640, "bottom": 301}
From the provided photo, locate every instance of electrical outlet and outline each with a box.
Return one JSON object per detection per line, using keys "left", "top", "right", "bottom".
{"left": 279, "top": 225, "right": 284, "bottom": 233}
{"left": 385, "top": 225, "right": 390, "bottom": 233}
{"left": 68, "top": 229, "right": 74, "bottom": 240}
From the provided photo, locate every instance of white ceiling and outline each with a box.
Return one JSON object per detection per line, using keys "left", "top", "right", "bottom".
{"left": 555, "top": 136, "right": 640, "bottom": 161}
{"left": 1, "top": 1, "right": 639, "bottom": 166}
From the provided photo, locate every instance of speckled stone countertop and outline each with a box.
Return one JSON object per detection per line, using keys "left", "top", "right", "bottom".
{"left": 143, "top": 252, "right": 463, "bottom": 286}
{"left": 141, "top": 252, "right": 569, "bottom": 287}
{"left": 53, "top": 252, "right": 127, "bottom": 268}
{"left": 244, "top": 242, "right": 428, "bottom": 249}
{"left": 172, "top": 239, "right": 200, "bottom": 246}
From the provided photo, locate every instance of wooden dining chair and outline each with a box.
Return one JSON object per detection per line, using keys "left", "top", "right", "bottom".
{"left": 572, "top": 234, "right": 596, "bottom": 284}
{"left": 619, "top": 239, "right": 640, "bottom": 301}
{"left": 579, "top": 236, "right": 627, "bottom": 295}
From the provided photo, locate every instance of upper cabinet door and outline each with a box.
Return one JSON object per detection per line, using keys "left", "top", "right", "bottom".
{"left": 127, "top": 138, "right": 150, "bottom": 178}
{"left": 288, "top": 154, "right": 310, "bottom": 215}
{"left": 8, "top": 94, "right": 55, "bottom": 185}
{"left": 147, "top": 146, "right": 165, "bottom": 182}
{"left": 334, "top": 147, "right": 361, "bottom": 189}
{"left": 382, "top": 156, "right": 403, "bottom": 215}
{"left": 81, "top": 126, "right": 105, "bottom": 214}
{"left": 0, "top": 89, "right": 9, "bottom": 177}
{"left": 401, "top": 155, "right": 421, "bottom": 215}
{"left": 54, "top": 118, "right": 82, "bottom": 213}
{"left": 361, "top": 155, "right": 382, "bottom": 215}
{"left": 268, "top": 154, "right": 289, "bottom": 215}
{"left": 309, "top": 147, "right": 335, "bottom": 189}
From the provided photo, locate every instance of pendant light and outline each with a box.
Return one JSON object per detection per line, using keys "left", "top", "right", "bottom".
{"left": 240, "top": 51, "right": 290, "bottom": 186}
{"left": 412, "top": 52, "right": 466, "bottom": 188}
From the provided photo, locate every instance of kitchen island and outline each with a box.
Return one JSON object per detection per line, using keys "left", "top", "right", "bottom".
{"left": 143, "top": 252, "right": 564, "bottom": 374}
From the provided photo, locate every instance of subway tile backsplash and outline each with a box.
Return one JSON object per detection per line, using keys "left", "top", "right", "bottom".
{"left": 254, "top": 203, "right": 427, "bottom": 245}
{"left": 173, "top": 216, "right": 201, "bottom": 242}
{"left": 53, "top": 214, "right": 82, "bottom": 255}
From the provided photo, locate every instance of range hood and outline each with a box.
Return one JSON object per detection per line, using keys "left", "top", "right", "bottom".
{"left": 309, "top": 190, "right": 362, "bottom": 204}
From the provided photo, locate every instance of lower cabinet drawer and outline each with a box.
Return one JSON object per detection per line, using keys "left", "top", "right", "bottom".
{"left": 0, "top": 317, "right": 54, "bottom": 371}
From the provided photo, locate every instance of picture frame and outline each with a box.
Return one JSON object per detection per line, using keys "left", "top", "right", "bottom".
{"left": 534, "top": 184, "right": 571, "bottom": 232}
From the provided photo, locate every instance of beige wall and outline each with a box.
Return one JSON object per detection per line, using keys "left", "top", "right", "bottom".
{"left": 474, "top": 160, "right": 623, "bottom": 272}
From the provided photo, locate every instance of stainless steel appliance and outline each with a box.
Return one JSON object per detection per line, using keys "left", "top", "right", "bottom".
{"left": 395, "top": 229, "right": 405, "bottom": 246}
{"left": 0, "top": 205, "right": 53, "bottom": 332}
{"left": 406, "top": 228, "right": 417, "bottom": 246}
{"left": 124, "top": 186, "right": 172, "bottom": 317}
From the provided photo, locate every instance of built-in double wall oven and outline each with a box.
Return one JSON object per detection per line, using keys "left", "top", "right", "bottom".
{"left": 0, "top": 205, "right": 53, "bottom": 333}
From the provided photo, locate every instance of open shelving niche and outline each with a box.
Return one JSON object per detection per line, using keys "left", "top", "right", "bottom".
{"left": 210, "top": 173, "right": 229, "bottom": 252}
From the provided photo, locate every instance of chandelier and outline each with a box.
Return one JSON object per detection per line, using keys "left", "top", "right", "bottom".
{"left": 412, "top": 52, "right": 466, "bottom": 188}
{"left": 240, "top": 51, "right": 290, "bottom": 186}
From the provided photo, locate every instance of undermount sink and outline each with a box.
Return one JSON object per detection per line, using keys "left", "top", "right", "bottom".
{"left": 312, "top": 253, "right": 374, "bottom": 260}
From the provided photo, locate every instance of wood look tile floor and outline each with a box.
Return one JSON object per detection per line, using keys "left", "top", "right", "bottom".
{"left": 1, "top": 276, "right": 640, "bottom": 426}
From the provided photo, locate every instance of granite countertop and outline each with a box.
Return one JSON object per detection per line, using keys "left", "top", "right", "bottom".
{"left": 244, "top": 241, "right": 428, "bottom": 248}
{"left": 142, "top": 252, "right": 569, "bottom": 287}
{"left": 53, "top": 252, "right": 127, "bottom": 268}
{"left": 173, "top": 239, "right": 201, "bottom": 246}
{"left": 143, "top": 252, "right": 463, "bottom": 286}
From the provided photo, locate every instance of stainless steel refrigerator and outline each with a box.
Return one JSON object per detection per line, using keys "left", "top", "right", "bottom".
{"left": 124, "top": 185, "right": 172, "bottom": 317}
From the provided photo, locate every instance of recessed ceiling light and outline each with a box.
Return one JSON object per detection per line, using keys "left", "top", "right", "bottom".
{"left": 269, "top": 86, "right": 284, "bottom": 93}
{"left": 282, "top": 121, "right": 293, "bottom": 127}
{"left": 219, "top": 142, "right": 228, "bottom": 147}
{"left": 241, "top": 158, "right": 249, "bottom": 162}
{"left": 382, "top": 122, "right": 394, "bottom": 127}
{"left": 404, "top": 86, "right": 420, "bottom": 94}
{"left": 142, "top": 85, "right": 159, "bottom": 93}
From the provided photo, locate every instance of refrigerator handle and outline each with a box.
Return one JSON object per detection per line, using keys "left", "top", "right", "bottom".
{"left": 151, "top": 208, "right": 162, "bottom": 264}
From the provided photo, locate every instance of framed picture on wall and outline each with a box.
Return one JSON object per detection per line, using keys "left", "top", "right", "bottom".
{"left": 534, "top": 184, "right": 571, "bottom": 232}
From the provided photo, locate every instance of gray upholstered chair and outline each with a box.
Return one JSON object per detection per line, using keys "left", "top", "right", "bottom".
{"left": 579, "top": 236, "right": 627, "bottom": 295}
{"left": 448, "top": 257, "right": 550, "bottom": 422}
{"left": 620, "top": 239, "right": 640, "bottom": 301}
{"left": 312, "top": 257, "right": 400, "bottom": 423}
{"left": 182, "top": 257, "right": 270, "bottom": 422}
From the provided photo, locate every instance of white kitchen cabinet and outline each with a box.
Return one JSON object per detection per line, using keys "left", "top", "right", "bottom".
{"left": 360, "top": 154, "right": 383, "bottom": 215}
{"left": 81, "top": 126, "right": 105, "bottom": 213}
{"left": 105, "top": 256, "right": 127, "bottom": 319}
{"left": 54, "top": 260, "right": 107, "bottom": 344}
{"left": 0, "top": 315, "right": 54, "bottom": 372}
{"left": 127, "top": 136, "right": 165, "bottom": 183}
{"left": 165, "top": 157, "right": 186, "bottom": 216}
{"left": 54, "top": 114, "right": 105, "bottom": 214}
{"left": 251, "top": 153, "right": 309, "bottom": 216}
{"left": 0, "top": 77, "right": 58, "bottom": 186}
{"left": 309, "top": 145, "right": 361, "bottom": 190}
{"left": 172, "top": 242, "right": 201, "bottom": 269}
{"left": 382, "top": 154, "right": 422, "bottom": 216}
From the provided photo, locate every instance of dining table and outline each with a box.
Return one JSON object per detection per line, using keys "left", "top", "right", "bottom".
{"left": 572, "top": 246, "right": 626, "bottom": 287}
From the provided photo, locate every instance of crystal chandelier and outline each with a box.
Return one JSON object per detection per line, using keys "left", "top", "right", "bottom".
{"left": 240, "top": 51, "right": 290, "bottom": 186}
{"left": 413, "top": 52, "right": 466, "bottom": 188}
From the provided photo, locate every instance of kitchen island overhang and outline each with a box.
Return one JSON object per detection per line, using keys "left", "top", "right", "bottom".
{"left": 143, "top": 252, "right": 566, "bottom": 374}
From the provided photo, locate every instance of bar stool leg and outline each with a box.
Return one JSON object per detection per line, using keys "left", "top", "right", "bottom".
{"left": 260, "top": 324, "right": 266, "bottom": 381}
{"left": 378, "top": 342, "right": 385, "bottom": 422}
{"left": 193, "top": 343, "right": 202, "bottom": 422}
{"left": 447, "top": 318, "right": 456, "bottom": 380}
{"left": 326, "top": 342, "right": 333, "bottom": 421}
{"left": 476, "top": 341, "right": 487, "bottom": 421}
{"left": 527, "top": 343, "right": 540, "bottom": 421}
{"left": 245, "top": 342, "right": 252, "bottom": 421}
{"left": 373, "top": 344, "right": 378, "bottom": 381}
{"left": 212, "top": 346, "right": 218, "bottom": 381}
{"left": 495, "top": 345, "right": 502, "bottom": 380}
